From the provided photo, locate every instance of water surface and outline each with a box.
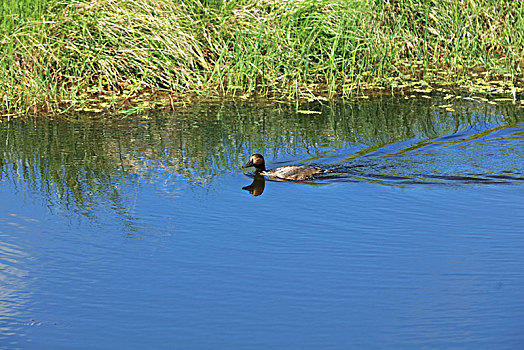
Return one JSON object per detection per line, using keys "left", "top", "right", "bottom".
{"left": 1, "top": 97, "right": 523, "bottom": 349}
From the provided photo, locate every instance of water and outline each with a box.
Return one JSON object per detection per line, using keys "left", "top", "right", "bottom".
{"left": 0, "top": 97, "right": 523, "bottom": 349}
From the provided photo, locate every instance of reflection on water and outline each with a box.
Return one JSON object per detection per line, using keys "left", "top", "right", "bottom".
{"left": 0, "top": 212, "right": 32, "bottom": 343}
{"left": 0, "top": 96, "right": 523, "bottom": 348}
{"left": 242, "top": 174, "right": 266, "bottom": 196}
{"left": 1, "top": 97, "right": 522, "bottom": 205}
{"left": 320, "top": 122, "right": 524, "bottom": 185}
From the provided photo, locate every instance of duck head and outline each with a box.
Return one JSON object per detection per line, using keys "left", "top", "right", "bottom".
{"left": 242, "top": 154, "right": 266, "bottom": 171}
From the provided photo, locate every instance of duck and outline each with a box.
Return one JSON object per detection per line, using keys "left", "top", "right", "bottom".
{"left": 242, "top": 154, "right": 328, "bottom": 181}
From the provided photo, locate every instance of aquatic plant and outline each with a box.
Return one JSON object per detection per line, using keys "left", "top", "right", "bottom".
{"left": 1, "top": 0, "right": 523, "bottom": 116}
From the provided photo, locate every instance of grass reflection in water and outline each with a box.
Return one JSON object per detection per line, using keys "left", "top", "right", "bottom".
{"left": 0, "top": 97, "right": 522, "bottom": 212}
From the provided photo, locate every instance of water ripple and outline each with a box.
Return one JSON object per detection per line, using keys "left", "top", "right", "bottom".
{"left": 321, "top": 124, "right": 524, "bottom": 185}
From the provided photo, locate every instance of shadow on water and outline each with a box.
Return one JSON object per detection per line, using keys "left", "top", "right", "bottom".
{"left": 0, "top": 96, "right": 523, "bottom": 202}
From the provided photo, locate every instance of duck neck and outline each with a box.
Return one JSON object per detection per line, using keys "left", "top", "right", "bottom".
{"left": 255, "top": 165, "right": 266, "bottom": 172}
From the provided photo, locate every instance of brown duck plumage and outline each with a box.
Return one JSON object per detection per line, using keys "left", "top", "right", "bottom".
{"left": 242, "top": 154, "right": 327, "bottom": 181}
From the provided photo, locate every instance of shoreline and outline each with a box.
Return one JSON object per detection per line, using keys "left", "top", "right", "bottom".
{"left": 1, "top": 0, "right": 523, "bottom": 118}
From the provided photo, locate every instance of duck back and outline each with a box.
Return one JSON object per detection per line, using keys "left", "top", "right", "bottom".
{"left": 262, "top": 165, "right": 326, "bottom": 181}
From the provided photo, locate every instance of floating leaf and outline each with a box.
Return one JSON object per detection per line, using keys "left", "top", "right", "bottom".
{"left": 297, "top": 110, "right": 322, "bottom": 115}
{"left": 414, "top": 89, "right": 433, "bottom": 94}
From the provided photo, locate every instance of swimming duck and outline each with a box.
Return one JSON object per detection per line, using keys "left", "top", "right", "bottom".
{"left": 242, "top": 154, "right": 327, "bottom": 181}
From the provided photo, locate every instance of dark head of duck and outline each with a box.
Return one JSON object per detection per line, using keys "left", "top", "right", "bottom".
{"left": 242, "top": 154, "right": 266, "bottom": 172}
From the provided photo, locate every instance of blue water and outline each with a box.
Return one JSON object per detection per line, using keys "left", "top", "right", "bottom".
{"left": 1, "top": 98, "right": 523, "bottom": 349}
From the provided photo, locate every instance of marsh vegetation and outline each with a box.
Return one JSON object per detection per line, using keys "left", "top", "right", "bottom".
{"left": 1, "top": 0, "right": 523, "bottom": 117}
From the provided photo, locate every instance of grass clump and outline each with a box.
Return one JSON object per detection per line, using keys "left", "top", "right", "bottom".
{"left": 1, "top": 0, "right": 523, "bottom": 116}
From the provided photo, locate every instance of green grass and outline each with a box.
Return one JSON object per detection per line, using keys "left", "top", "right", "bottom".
{"left": 1, "top": 0, "right": 523, "bottom": 116}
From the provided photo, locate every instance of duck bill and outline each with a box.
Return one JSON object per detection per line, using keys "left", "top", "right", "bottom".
{"left": 242, "top": 159, "right": 254, "bottom": 168}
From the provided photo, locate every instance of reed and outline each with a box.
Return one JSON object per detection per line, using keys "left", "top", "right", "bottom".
{"left": 1, "top": 0, "right": 523, "bottom": 116}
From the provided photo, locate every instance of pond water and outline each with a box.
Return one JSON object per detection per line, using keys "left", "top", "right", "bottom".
{"left": 1, "top": 97, "right": 523, "bottom": 349}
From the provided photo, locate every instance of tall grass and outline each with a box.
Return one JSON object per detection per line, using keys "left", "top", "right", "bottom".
{"left": 1, "top": 0, "right": 523, "bottom": 116}
{"left": 0, "top": 0, "right": 56, "bottom": 33}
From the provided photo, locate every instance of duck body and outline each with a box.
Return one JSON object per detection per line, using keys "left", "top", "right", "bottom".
{"left": 242, "top": 154, "right": 327, "bottom": 181}
{"left": 261, "top": 166, "right": 326, "bottom": 181}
